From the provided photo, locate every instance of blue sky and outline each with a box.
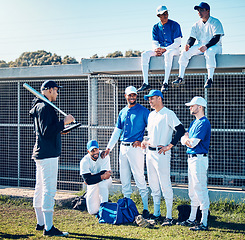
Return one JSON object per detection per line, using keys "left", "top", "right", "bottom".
{"left": 0, "top": 0, "right": 244, "bottom": 62}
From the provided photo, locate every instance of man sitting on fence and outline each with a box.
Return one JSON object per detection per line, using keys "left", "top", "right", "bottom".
{"left": 80, "top": 140, "right": 112, "bottom": 215}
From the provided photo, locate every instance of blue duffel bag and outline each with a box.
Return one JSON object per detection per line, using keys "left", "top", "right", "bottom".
{"left": 98, "top": 197, "right": 139, "bottom": 224}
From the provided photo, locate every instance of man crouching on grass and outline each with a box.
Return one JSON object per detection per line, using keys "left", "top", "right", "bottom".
{"left": 80, "top": 140, "right": 112, "bottom": 215}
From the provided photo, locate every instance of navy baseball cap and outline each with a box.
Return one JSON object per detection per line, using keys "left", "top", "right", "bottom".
{"left": 87, "top": 140, "right": 99, "bottom": 151}
{"left": 40, "top": 80, "right": 62, "bottom": 91}
{"left": 144, "top": 89, "right": 163, "bottom": 100}
{"left": 194, "top": 2, "right": 210, "bottom": 11}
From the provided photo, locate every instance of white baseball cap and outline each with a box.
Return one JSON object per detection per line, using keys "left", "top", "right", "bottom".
{"left": 125, "top": 86, "right": 137, "bottom": 95}
{"left": 185, "top": 96, "right": 207, "bottom": 107}
{"left": 156, "top": 5, "right": 169, "bottom": 15}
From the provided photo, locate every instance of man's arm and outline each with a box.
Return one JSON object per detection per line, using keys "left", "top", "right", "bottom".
{"left": 82, "top": 170, "right": 111, "bottom": 185}
{"left": 158, "top": 124, "right": 185, "bottom": 154}
{"left": 181, "top": 132, "right": 201, "bottom": 148}
{"left": 101, "top": 127, "right": 122, "bottom": 158}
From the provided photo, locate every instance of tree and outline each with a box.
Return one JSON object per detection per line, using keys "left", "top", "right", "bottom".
{"left": 0, "top": 60, "right": 9, "bottom": 68}
{"left": 106, "top": 51, "right": 123, "bottom": 58}
{"left": 125, "top": 50, "right": 142, "bottom": 57}
{"left": 1, "top": 50, "right": 79, "bottom": 68}
{"left": 90, "top": 54, "right": 99, "bottom": 59}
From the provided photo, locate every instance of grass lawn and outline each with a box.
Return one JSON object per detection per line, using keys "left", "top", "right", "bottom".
{"left": 0, "top": 193, "right": 244, "bottom": 240}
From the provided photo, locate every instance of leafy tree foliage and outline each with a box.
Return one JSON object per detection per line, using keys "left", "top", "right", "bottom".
{"left": 125, "top": 50, "right": 142, "bottom": 57}
{"left": 2, "top": 50, "right": 78, "bottom": 68}
{"left": 0, "top": 60, "right": 9, "bottom": 68}
{"left": 106, "top": 51, "right": 123, "bottom": 58}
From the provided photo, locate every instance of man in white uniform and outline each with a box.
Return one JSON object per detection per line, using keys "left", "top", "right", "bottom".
{"left": 180, "top": 97, "right": 211, "bottom": 231}
{"left": 80, "top": 140, "right": 112, "bottom": 215}
{"left": 101, "top": 86, "right": 150, "bottom": 219}
{"left": 137, "top": 5, "right": 182, "bottom": 92}
{"left": 142, "top": 90, "right": 185, "bottom": 225}
{"left": 173, "top": 2, "right": 224, "bottom": 88}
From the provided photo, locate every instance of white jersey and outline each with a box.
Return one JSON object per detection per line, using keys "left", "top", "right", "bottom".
{"left": 80, "top": 151, "right": 111, "bottom": 175}
{"left": 190, "top": 16, "right": 224, "bottom": 46}
{"left": 147, "top": 107, "right": 181, "bottom": 147}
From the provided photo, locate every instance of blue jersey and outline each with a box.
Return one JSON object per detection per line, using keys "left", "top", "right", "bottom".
{"left": 116, "top": 103, "right": 150, "bottom": 142}
{"left": 187, "top": 116, "right": 211, "bottom": 154}
{"left": 152, "top": 19, "right": 182, "bottom": 48}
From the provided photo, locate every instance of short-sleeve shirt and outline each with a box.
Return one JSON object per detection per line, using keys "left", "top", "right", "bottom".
{"left": 147, "top": 107, "right": 181, "bottom": 147}
{"left": 187, "top": 116, "right": 211, "bottom": 154}
{"left": 190, "top": 16, "right": 224, "bottom": 46}
{"left": 116, "top": 103, "right": 150, "bottom": 142}
{"left": 152, "top": 19, "right": 182, "bottom": 48}
{"left": 80, "top": 152, "right": 111, "bottom": 175}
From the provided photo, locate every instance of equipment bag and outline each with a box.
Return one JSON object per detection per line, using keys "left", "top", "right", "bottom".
{"left": 98, "top": 197, "right": 139, "bottom": 224}
{"left": 71, "top": 192, "right": 87, "bottom": 211}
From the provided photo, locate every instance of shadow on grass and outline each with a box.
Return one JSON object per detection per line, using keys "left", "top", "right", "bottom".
{"left": 0, "top": 232, "right": 34, "bottom": 239}
{"left": 69, "top": 232, "right": 139, "bottom": 240}
{"left": 211, "top": 220, "right": 245, "bottom": 233}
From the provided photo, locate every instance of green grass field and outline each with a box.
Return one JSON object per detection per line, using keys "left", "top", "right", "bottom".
{"left": 0, "top": 193, "right": 244, "bottom": 240}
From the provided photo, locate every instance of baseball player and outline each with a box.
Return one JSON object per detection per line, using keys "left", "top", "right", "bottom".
{"left": 137, "top": 5, "right": 182, "bottom": 93}
{"left": 101, "top": 86, "right": 150, "bottom": 219}
{"left": 142, "top": 90, "right": 185, "bottom": 225}
{"left": 180, "top": 96, "right": 211, "bottom": 231}
{"left": 30, "top": 80, "right": 75, "bottom": 237}
{"left": 173, "top": 2, "right": 224, "bottom": 88}
{"left": 80, "top": 140, "right": 112, "bottom": 215}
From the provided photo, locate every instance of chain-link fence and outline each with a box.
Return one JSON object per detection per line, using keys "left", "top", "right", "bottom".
{"left": 0, "top": 72, "right": 244, "bottom": 190}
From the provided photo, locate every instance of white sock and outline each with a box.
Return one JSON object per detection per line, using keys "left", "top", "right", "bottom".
{"left": 179, "top": 65, "right": 186, "bottom": 78}
{"left": 165, "top": 201, "right": 172, "bottom": 219}
{"left": 43, "top": 211, "right": 53, "bottom": 231}
{"left": 201, "top": 209, "right": 209, "bottom": 226}
{"left": 164, "top": 65, "right": 171, "bottom": 84}
{"left": 142, "top": 64, "right": 149, "bottom": 84}
{"left": 153, "top": 203, "right": 161, "bottom": 217}
{"left": 34, "top": 207, "right": 44, "bottom": 226}
{"left": 189, "top": 206, "right": 198, "bottom": 222}
{"left": 207, "top": 68, "right": 215, "bottom": 79}
{"left": 142, "top": 195, "right": 148, "bottom": 211}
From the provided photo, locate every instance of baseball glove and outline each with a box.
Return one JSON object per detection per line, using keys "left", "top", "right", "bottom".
{"left": 135, "top": 215, "right": 155, "bottom": 228}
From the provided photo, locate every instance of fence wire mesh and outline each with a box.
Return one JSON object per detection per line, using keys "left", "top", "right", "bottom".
{"left": 0, "top": 73, "right": 244, "bottom": 190}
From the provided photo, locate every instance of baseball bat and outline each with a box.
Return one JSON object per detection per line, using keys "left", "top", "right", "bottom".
{"left": 23, "top": 83, "right": 68, "bottom": 117}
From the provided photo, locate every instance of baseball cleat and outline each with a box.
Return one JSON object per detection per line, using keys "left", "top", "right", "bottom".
{"left": 189, "top": 223, "right": 208, "bottom": 231}
{"left": 137, "top": 83, "right": 151, "bottom": 92}
{"left": 142, "top": 209, "right": 150, "bottom": 219}
{"left": 161, "top": 83, "right": 169, "bottom": 92}
{"left": 180, "top": 219, "right": 196, "bottom": 227}
{"left": 36, "top": 224, "right": 44, "bottom": 231}
{"left": 172, "top": 77, "right": 184, "bottom": 85}
{"left": 161, "top": 218, "right": 174, "bottom": 226}
{"left": 204, "top": 78, "right": 213, "bottom": 88}
{"left": 43, "top": 226, "right": 69, "bottom": 237}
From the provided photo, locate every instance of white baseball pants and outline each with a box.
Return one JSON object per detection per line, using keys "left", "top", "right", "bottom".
{"left": 178, "top": 44, "right": 222, "bottom": 69}
{"left": 86, "top": 177, "right": 112, "bottom": 215}
{"left": 33, "top": 157, "right": 58, "bottom": 212}
{"left": 119, "top": 144, "right": 148, "bottom": 206}
{"left": 188, "top": 155, "right": 210, "bottom": 210}
{"left": 141, "top": 49, "right": 180, "bottom": 84}
{"left": 146, "top": 150, "right": 173, "bottom": 218}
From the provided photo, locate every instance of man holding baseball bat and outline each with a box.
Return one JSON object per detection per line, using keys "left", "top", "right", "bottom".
{"left": 29, "top": 80, "right": 74, "bottom": 237}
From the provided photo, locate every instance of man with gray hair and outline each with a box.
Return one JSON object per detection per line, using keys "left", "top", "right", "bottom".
{"left": 180, "top": 96, "right": 211, "bottom": 231}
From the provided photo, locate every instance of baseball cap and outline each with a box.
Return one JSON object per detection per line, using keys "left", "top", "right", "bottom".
{"left": 144, "top": 89, "right": 163, "bottom": 100}
{"left": 156, "top": 5, "right": 169, "bottom": 15}
{"left": 87, "top": 140, "right": 99, "bottom": 152}
{"left": 194, "top": 2, "right": 210, "bottom": 11}
{"left": 40, "top": 80, "right": 62, "bottom": 91}
{"left": 185, "top": 96, "right": 207, "bottom": 107}
{"left": 125, "top": 86, "right": 137, "bottom": 95}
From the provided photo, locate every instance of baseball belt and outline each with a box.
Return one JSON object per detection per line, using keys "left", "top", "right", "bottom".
{"left": 188, "top": 154, "right": 207, "bottom": 158}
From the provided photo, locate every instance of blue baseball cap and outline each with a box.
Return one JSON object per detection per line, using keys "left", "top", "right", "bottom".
{"left": 144, "top": 89, "right": 163, "bottom": 100}
{"left": 194, "top": 2, "right": 210, "bottom": 11}
{"left": 87, "top": 140, "right": 99, "bottom": 151}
